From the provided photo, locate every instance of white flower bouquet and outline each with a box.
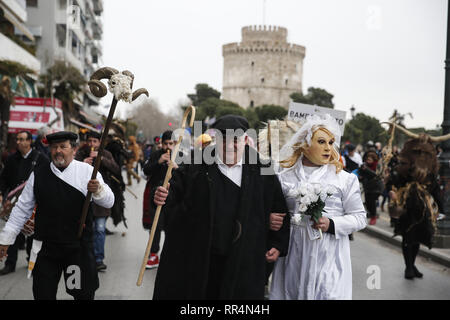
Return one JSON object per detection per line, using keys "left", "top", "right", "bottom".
{"left": 288, "top": 183, "right": 336, "bottom": 239}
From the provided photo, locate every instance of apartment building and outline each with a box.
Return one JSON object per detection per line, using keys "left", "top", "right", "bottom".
{"left": 0, "top": 0, "right": 41, "bottom": 97}
{"left": 25, "top": 0, "right": 104, "bottom": 107}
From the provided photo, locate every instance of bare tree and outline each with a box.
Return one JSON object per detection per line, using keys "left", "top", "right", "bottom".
{"left": 127, "top": 98, "right": 181, "bottom": 142}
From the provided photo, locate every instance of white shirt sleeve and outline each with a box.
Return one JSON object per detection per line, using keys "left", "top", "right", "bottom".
{"left": 332, "top": 173, "right": 367, "bottom": 239}
{"left": 0, "top": 173, "right": 36, "bottom": 245}
{"left": 91, "top": 171, "right": 115, "bottom": 209}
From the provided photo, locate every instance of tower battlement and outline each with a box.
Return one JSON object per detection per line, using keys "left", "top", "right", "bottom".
{"left": 241, "top": 25, "right": 288, "bottom": 43}
{"left": 222, "top": 42, "right": 305, "bottom": 57}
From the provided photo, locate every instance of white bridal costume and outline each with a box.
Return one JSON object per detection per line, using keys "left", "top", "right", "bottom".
{"left": 269, "top": 114, "right": 367, "bottom": 300}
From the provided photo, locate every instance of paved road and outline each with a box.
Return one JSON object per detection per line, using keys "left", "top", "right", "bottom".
{"left": 1, "top": 173, "right": 449, "bottom": 300}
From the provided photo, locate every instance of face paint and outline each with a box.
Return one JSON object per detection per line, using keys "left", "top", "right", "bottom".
{"left": 303, "top": 129, "right": 335, "bottom": 166}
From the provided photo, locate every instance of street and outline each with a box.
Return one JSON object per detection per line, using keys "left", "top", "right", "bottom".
{"left": 1, "top": 174, "right": 449, "bottom": 300}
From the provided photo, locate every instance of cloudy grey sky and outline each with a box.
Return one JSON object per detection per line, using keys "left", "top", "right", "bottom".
{"left": 99, "top": 0, "right": 447, "bottom": 130}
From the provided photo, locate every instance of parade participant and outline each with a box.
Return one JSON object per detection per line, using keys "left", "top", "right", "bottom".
{"left": 105, "top": 134, "right": 128, "bottom": 228}
{"left": 152, "top": 115, "right": 290, "bottom": 299}
{"left": 194, "top": 133, "right": 212, "bottom": 150}
{"left": 0, "top": 131, "right": 114, "bottom": 300}
{"left": 269, "top": 114, "right": 367, "bottom": 300}
{"left": 384, "top": 125, "right": 448, "bottom": 280}
{"left": 142, "top": 130, "right": 178, "bottom": 269}
{"left": 0, "top": 131, "right": 47, "bottom": 275}
{"left": 75, "top": 131, "right": 120, "bottom": 271}
{"left": 126, "top": 136, "right": 141, "bottom": 186}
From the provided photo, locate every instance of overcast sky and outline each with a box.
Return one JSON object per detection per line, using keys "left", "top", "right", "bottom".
{"left": 99, "top": 0, "right": 447, "bottom": 130}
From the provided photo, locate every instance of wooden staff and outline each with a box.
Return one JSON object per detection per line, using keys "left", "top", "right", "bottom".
{"left": 78, "top": 98, "right": 119, "bottom": 238}
{"left": 110, "top": 175, "right": 138, "bottom": 199}
{"left": 78, "top": 67, "right": 148, "bottom": 238}
{"left": 136, "top": 106, "right": 195, "bottom": 286}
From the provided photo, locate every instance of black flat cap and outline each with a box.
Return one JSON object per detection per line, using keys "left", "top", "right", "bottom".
{"left": 46, "top": 131, "right": 78, "bottom": 144}
{"left": 211, "top": 115, "right": 249, "bottom": 135}
{"left": 87, "top": 131, "right": 102, "bottom": 140}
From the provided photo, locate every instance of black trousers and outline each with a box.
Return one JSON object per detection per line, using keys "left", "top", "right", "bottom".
{"left": 32, "top": 241, "right": 98, "bottom": 300}
{"left": 402, "top": 239, "right": 420, "bottom": 270}
{"left": 365, "top": 193, "right": 379, "bottom": 218}
{"left": 150, "top": 223, "right": 162, "bottom": 254}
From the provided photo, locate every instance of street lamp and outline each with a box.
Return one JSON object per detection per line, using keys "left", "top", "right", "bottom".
{"left": 437, "top": 0, "right": 450, "bottom": 248}
{"left": 350, "top": 105, "right": 355, "bottom": 119}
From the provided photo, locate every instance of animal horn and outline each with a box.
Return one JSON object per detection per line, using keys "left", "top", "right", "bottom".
{"left": 88, "top": 67, "right": 119, "bottom": 98}
{"left": 429, "top": 133, "right": 450, "bottom": 143}
{"left": 381, "top": 122, "right": 419, "bottom": 139}
{"left": 132, "top": 88, "right": 149, "bottom": 102}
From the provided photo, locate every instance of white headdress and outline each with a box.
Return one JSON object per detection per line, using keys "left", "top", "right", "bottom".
{"left": 278, "top": 113, "right": 342, "bottom": 162}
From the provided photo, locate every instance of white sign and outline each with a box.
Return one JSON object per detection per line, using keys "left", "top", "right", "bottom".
{"left": 288, "top": 101, "right": 347, "bottom": 136}
{"left": 9, "top": 98, "right": 64, "bottom": 135}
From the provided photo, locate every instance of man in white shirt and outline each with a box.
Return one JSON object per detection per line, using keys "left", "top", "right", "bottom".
{"left": 0, "top": 131, "right": 114, "bottom": 300}
{"left": 152, "top": 115, "right": 290, "bottom": 300}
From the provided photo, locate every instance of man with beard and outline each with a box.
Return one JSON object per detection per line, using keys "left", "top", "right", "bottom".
{"left": 152, "top": 115, "right": 290, "bottom": 299}
{"left": 0, "top": 131, "right": 114, "bottom": 300}
{"left": 76, "top": 131, "right": 120, "bottom": 271}
{"left": 142, "top": 130, "right": 178, "bottom": 269}
{"left": 0, "top": 131, "right": 47, "bottom": 275}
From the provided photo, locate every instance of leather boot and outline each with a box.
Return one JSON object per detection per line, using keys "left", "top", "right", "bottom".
{"left": 411, "top": 243, "right": 423, "bottom": 278}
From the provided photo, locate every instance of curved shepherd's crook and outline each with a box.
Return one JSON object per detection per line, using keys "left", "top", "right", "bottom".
{"left": 78, "top": 67, "right": 149, "bottom": 238}
{"left": 137, "top": 106, "right": 196, "bottom": 286}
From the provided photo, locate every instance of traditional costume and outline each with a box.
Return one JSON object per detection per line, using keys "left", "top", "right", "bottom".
{"left": 0, "top": 132, "right": 114, "bottom": 300}
{"left": 152, "top": 115, "right": 290, "bottom": 300}
{"left": 270, "top": 114, "right": 367, "bottom": 300}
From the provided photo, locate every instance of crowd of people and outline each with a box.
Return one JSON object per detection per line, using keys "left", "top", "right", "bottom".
{"left": 0, "top": 113, "right": 444, "bottom": 300}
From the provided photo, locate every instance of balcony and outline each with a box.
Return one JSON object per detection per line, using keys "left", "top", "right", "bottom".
{"left": 55, "top": 46, "right": 83, "bottom": 73}
{"left": 0, "top": 32, "right": 40, "bottom": 74}
{"left": 0, "top": 0, "right": 27, "bottom": 22}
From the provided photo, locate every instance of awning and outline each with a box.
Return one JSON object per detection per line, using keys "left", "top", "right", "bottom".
{"left": 0, "top": 4, "right": 35, "bottom": 41}
{"left": 79, "top": 106, "right": 103, "bottom": 125}
{"left": 69, "top": 118, "right": 101, "bottom": 133}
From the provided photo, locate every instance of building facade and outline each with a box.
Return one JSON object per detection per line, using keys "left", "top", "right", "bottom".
{"left": 0, "top": 0, "right": 41, "bottom": 95}
{"left": 222, "top": 25, "right": 306, "bottom": 109}
{"left": 25, "top": 0, "right": 103, "bottom": 108}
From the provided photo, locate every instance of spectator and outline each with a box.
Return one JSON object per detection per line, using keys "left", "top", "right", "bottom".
{"left": 359, "top": 151, "right": 384, "bottom": 225}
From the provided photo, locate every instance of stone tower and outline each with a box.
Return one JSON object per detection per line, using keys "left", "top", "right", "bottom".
{"left": 222, "top": 25, "right": 306, "bottom": 109}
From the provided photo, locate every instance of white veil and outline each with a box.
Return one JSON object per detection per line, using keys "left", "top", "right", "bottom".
{"left": 278, "top": 113, "right": 342, "bottom": 163}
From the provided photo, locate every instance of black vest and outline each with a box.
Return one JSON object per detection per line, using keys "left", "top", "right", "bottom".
{"left": 210, "top": 165, "right": 241, "bottom": 256}
{"left": 33, "top": 164, "right": 93, "bottom": 246}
